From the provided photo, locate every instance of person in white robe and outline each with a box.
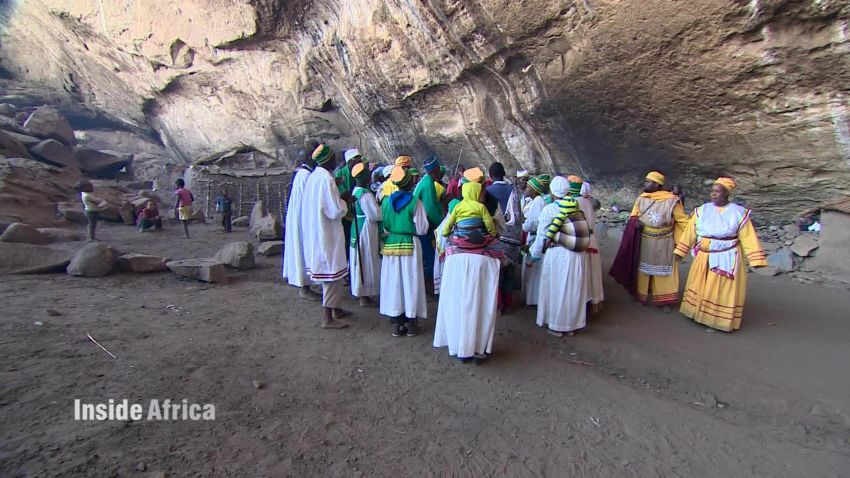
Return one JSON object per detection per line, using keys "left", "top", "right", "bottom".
{"left": 531, "top": 176, "right": 588, "bottom": 337}
{"left": 576, "top": 181, "right": 604, "bottom": 312}
{"left": 301, "top": 144, "right": 353, "bottom": 329}
{"left": 521, "top": 176, "right": 549, "bottom": 306}
{"left": 380, "top": 166, "right": 429, "bottom": 337}
{"left": 282, "top": 156, "right": 321, "bottom": 301}
{"left": 349, "top": 162, "right": 382, "bottom": 306}
{"left": 434, "top": 178, "right": 501, "bottom": 364}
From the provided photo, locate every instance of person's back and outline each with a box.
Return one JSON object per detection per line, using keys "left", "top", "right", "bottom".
{"left": 442, "top": 182, "right": 497, "bottom": 242}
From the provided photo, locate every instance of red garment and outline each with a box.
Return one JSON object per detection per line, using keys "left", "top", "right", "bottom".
{"left": 138, "top": 207, "right": 160, "bottom": 220}
{"left": 446, "top": 178, "right": 461, "bottom": 201}
{"left": 608, "top": 216, "right": 641, "bottom": 297}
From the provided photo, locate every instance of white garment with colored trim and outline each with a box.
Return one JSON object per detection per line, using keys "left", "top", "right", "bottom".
{"left": 349, "top": 187, "right": 382, "bottom": 297}
{"left": 301, "top": 167, "right": 349, "bottom": 282}
{"left": 379, "top": 200, "right": 429, "bottom": 319}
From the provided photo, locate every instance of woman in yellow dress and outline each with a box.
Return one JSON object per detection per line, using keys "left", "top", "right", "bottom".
{"left": 674, "top": 177, "right": 767, "bottom": 331}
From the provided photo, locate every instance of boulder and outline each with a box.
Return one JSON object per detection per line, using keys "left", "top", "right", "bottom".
{"left": 75, "top": 148, "right": 132, "bottom": 178}
{"left": 166, "top": 259, "right": 228, "bottom": 283}
{"left": 99, "top": 204, "right": 122, "bottom": 222}
{"left": 190, "top": 209, "right": 206, "bottom": 222}
{"left": 117, "top": 253, "right": 168, "bottom": 273}
{"left": 257, "top": 240, "right": 283, "bottom": 256}
{"left": 0, "top": 130, "right": 33, "bottom": 159}
{"left": 0, "top": 103, "right": 16, "bottom": 117}
{"left": 253, "top": 215, "right": 282, "bottom": 241}
{"left": 249, "top": 201, "right": 265, "bottom": 228}
{"left": 3, "top": 130, "right": 41, "bottom": 146}
{"left": 767, "top": 248, "right": 795, "bottom": 272}
{"left": 37, "top": 228, "right": 84, "bottom": 243}
{"left": 790, "top": 234, "right": 819, "bottom": 258}
{"left": 66, "top": 242, "right": 115, "bottom": 277}
{"left": 22, "top": 106, "right": 76, "bottom": 146}
{"left": 119, "top": 201, "right": 135, "bottom": 225}
{"left": 0, "top": 222, "right": 50, "bottom": 245}
{"left": 231, "top": 216, "right": 249, "bottom": 227}
{"left": 57, "top": 202, "right": 87, "bottom": 223}
{"left": 753, "top": 265, "right": 780, "bottom": 277}
{"left": 215, "top": 241, "right": 255, "bottom": 269}
{"left": 28, "top": 139, "right": 80, "bottom": 169}
{"left": 0, "top": 242, "right": 72, "bottom": 274}
{"left": 125, "top": 180, "right": 153, "bottom": 190}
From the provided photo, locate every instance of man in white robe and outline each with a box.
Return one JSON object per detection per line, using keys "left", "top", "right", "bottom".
{"left": 380, "top": 166, "right": 429, "bottom": 336}
{"left": 349, "top": 162, "right": 382, "bottom": 307}
{"left": 301, "top": 144, "right": 353, "bottom": 329}
{"left": 531, "top": 176, "right": 588, "bottom": 337}
{"left": 282, "top": 148, "right": 321, "bottom": 301}
{"left": 576, "top": 180, "right": 604, "bottom": 312}
{"left": 521, "top": 176, "right": 550, "bottom": 306}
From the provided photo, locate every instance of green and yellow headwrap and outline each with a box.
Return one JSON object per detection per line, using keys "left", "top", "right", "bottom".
{"left": 567, "top": 175, "right": 583, "bottom": 197}
{"left": 531, "top": 174, "right": 551, "bottom": 194}
{"left": 528, "top": 177, "right": 544, "bottom": 195}
{"left": 312, "top": 144, "right": 334, "bottom": 165}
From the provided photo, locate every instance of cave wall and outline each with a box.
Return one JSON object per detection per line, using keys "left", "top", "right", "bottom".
{"left": 1, "top": 0, "right": 849, "bottom": 217}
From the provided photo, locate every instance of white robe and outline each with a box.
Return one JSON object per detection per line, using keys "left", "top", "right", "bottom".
{"left": 301, "top": 167, "right": 348, "bottom": 282}
{"left": 380, "top": 200, "right": 429, "bottom": 319}
{"left": 433, "top": 213, "right": 452, "bottom": 295}
{"left": 433, "top": 253, "right": 500, "bottom": 358}
{"left": 521, "top": 195, "right": 546, "bottom": 305}
{"left": 532, "top": 202, "right": 588, "bottom": 332}
{"left": 349, "top": 188, "right": 382, "bottom": 297}
{"left": 577, "top": 196, "right": 604, "bottom": 304}
{"left": 282, "top": 167, "right": 312, "bottom": 287}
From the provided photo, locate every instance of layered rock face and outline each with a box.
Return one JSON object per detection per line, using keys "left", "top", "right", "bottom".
{"left": 1, "top": 0, "right": 848, "bottom": 217}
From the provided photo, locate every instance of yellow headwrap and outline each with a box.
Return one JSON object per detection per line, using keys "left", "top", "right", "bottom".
{"left": 351, "top": 162, "right": 366, "bottom": 178}
{"left": 714, "top": 177, "right": 737, "bottom": 193}
{"left": 645, "top": 171, "right": 665, "bottom": 186}
{"left": 395, "top": 156, "right": 413, "bottom": 168}
{"left": 463, "top": 167, "right": 484, "bottom": 184}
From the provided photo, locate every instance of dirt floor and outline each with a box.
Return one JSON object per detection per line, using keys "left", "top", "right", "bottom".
{"left": 1, "top": 220, "right": 849, "bottom": 477}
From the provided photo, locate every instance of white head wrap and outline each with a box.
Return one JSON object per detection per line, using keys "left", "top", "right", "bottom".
{"left": 344, "top": 149, "right": 361, "bottom": 163}
{"left": 550, "top": 176, "right": 570, "bottom": 199}
{"left": 580, "top": 182, "right": 591, "bottom": 196}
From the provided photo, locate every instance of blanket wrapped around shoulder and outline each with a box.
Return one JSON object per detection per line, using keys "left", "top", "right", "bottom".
{"left": 609, "top": 216, "right": 642, "bottom": 295}
{"left": 446, "top": 218, "right": 504, "bottom": 259}
{"left": 543, "top": 199, "right": 590, "bottom": 252}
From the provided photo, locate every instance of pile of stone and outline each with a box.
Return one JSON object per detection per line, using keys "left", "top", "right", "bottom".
{"left": 755, "top": 223, "right": 820, "bottom": 280}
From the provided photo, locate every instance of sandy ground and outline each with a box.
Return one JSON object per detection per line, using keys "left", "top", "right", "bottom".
{"left": 1, "top": 220, "right": 849, "bottom": 477}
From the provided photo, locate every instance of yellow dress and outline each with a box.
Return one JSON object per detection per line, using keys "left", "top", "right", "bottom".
{"left": 630, "top": 191, "right": 689, "bottom": 305}
{"left": 674, "top": 202, "right": 767, "bottom": 331}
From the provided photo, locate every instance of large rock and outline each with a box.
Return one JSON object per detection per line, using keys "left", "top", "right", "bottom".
{"left": 0, "top": 242, "right": 72, "bottom": 274}
{"left": 166, "top": 259, "right": 228, "bottom": 283}
{"left": 57, "top": 202, "right": 87, "bottom": 223}
{"left": 0, "top": 130, "right": 33, "bottom": 160}
{"left": 249, "top": 201, "right": 265, "bottom": 229}
{"left": 66, "top": 242, "right": 115, "bottom": 277}
{"left": 125, "top": 180, "right": 153, "bottom": 190}
{"left": 790, "top": 234, "right": 819, "bottom": 258}
{"left": 75, "top": 148, "right": 133, "bottom": 178}
{"left": 253, "top": 215, "right": 282, "bottom": 241}
{"left": 118, "top": 201, "right": 135, "bottom": 225}
{"left": 214, "top": 241, "right": 255, "bottom": 269}
{"left": 28, "top": 139, "right": 80, "bottom": 169}
{"left": 37, "top": 227, "right": 84, "bottom": 243}
{"left": 257, "top": 240, "right": 283, "bottom": 256}
{"left": 22, "top": 106, "right": 76, "bottom": 146}
{"left": 767, "top": 248, "right": 795, "bottom": 273}
{"left": 231, "top": 216, "right": 249, "bottom": 227}
{"left": 3, "top": 130, "right": 41, "bottom": 147}
{"left": 0, "top": 103, "right": 16, "bottom": 118}
{"left": 0, "top": 222, "right": 51, "bottom": 245}
{"left": 117, "top": 253, "right": 168, "bottom": 272}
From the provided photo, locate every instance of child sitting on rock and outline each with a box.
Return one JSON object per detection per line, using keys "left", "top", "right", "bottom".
{"left": 137, "top": 201, "right": 162, "bottom": 232}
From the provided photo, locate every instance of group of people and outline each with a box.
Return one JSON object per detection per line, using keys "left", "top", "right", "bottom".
{"left": 610, "top": 171, "right": 767, "bottom": 332}
{"left": 281, "top": 142, "right": 617, "bottom": 363}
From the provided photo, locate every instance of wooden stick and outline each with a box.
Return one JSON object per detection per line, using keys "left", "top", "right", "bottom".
{"left": 87, "top": 333, "right": 117, "bottom": 359}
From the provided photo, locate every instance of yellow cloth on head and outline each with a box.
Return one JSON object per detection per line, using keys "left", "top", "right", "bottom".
{"left": 440, "top": 181, "right": 496, "bottom": 237}
{"left": 351, "top": 162, "right": 366, "bottom": 178}
{"left": 395, "top": 156, "right": 413, "bottom": 168}
{"left": 463, "top": 167, "right": 484, "bottom": 184}
{"left": 646, "top": 171, "right": 665, "bottom": 186}
{"left": 714, "top": 177, "right": 736, "bottom": 192}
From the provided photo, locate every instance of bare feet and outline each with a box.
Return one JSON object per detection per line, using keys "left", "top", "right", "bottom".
{"left": 547, "top": 329, "right": 564, "bottom": 338}
{"left": 358, "top": 297, "right": 377, "bottom": 308}
{"left": 333, "top": 309, "right": 353, "bottom": 320}
{"left": 321, "top": 318, "right": 349, "bottom": 329}
{"left": 299, "top": 288, "right": 321, "bottom": 301}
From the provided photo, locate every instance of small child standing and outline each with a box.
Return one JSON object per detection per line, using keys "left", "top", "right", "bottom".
{"left": 77, "top": 180, "right": 108, "bottom": 241}
{"left": 215, "top": 188, "right": 233, "bottom": 233}
{"left": 174, "top": 178, "right": 194, "bottom": 238}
